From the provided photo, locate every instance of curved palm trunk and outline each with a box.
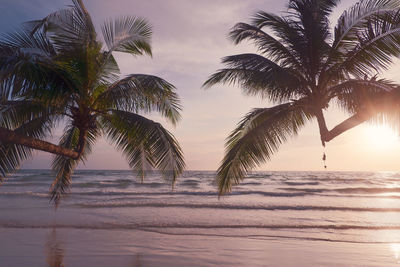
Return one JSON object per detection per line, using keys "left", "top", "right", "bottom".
{"left": 0, "top": 127, "right": 80, "bottom": 159}
{"left": 315, "top": 109, "right": 372, "bottom": 146}
{"left": 76, "top": 128, "right": 87, "bottom": 156}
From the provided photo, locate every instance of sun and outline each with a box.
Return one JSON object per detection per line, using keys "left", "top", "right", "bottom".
{"left": 364, "top": 125, "right": 400, "bottom": 150}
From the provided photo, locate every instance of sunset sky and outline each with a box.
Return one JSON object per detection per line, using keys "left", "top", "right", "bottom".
{"left": 2, "top": 0, "right": 400, "bottom": 171}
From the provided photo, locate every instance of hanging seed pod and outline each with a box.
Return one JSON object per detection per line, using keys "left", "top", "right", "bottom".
{"left": 322, "top": 151, "right": 327, "bottom": 169}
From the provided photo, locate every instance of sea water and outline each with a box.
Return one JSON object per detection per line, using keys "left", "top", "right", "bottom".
{"left": 1, "top": 170, "right": 400, "bottom": 266}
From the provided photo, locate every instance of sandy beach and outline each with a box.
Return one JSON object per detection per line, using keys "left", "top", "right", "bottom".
{"left": 2, "top": 227, "right": 400, "bottom": 267}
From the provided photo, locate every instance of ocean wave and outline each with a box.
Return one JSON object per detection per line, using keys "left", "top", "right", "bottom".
{"left": 335, "top": 187, "right": 400, "bottom": 194}
{"left": 2, "top": 222, "right": 400, "bottom": 231}
{"left": 297, "top": 177, "right": 378, "bottom": 184}
{"left": 282, "top": 181, "right": 319, "bottom": 186}
{"left": 74, "top": 202, "right": 400, "bottom": 212}
{"left": 70, "top": 190, "right": 308, "bottom": 197}
{"left": 0, "top": 182, "right": 49, "bottom": 187}
{"left": 0, "top": 191, "right": 48, "bottom": 198}
{"left": 280, "top": 187, "right": 400, "bottom": 194}
{"left": 0, "top": 189, "right": 308, "bottom": 200}
{"left": 5, "top": 188, "right": 400, "bottom": 201}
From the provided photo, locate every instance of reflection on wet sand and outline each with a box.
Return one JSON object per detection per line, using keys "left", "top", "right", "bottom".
{"left": 45, "top": 229, "right": 65, "bottom": 267}
{"left": 44, "top": 228, "right": 144, "bottom": 267}
{"left": 131, "top": 253, "right": 143, "bottom": 267}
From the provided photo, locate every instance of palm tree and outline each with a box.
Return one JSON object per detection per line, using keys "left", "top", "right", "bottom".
{"left": 204, "top": 0, "right": 400, "bottom": 196}
{"left": 0, "top": 0, "right": 185, "bottom": 205}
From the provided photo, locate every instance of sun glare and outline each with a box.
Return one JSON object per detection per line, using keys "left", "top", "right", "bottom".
{"left": 364, "top": 125, "right": 400, "bottom": 150}
{"left": 391, "top": 244, "right": 400, "bottom": 264}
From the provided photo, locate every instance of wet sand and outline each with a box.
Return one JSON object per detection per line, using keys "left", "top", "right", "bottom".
{"left": 1, "top": 227, "right": 400, "bottom": 266}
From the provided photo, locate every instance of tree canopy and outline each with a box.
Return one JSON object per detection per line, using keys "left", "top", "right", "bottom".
{"left": 204, "top": 0, "right": 400, "bottom": 195}
{"left": 0, "top": 0, "right": 185, "bottom": 205}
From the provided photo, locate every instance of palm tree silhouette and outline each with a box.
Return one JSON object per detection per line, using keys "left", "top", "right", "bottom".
{"left": 0, "top": 0, "right": 185, "bottom": 205}
{"left": 204, "top": 0, "right": 400, "bottom": 195}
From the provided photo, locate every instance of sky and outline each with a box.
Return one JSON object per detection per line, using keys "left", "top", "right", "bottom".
{"left": 2, "top": 0, "right": 400, "bottom": 171}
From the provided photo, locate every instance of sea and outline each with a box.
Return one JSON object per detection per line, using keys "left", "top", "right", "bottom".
{"left": 1, "top": 170, "right": 400, "bottom": 266}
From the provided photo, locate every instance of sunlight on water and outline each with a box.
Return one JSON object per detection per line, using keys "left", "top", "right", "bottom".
{"left": 390, "top": 244, "right": 400, "bottom": 264}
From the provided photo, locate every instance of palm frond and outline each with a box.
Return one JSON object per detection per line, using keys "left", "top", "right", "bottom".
{"left": 0, "top": 144, "right": 31, "bottom": 184}
{"left": 50, "top": 125, "right": 79, "bottom": 206}
{"left": 250, "top": 12, "right": 312, "bottom": 73}
{"left": 0, "top": 28, "right": 54, "bottom": 85}
{"left": 101, "top": 16, "right": 152, "bottom": 56}
{"left": 71, "top": 0, "right": 96, "bottom": 43}
{"left": 0, "top": 94, "right": 66, "bottom": 130}
{"left": 327, "top": 78, "right": 400, "bottom": 136}
{"left": 251, "top": 11, "right": 302, "bottom": 45}
{"left": 28, "top": 0, "right": 97, "bottom": 51}
{"left": 96, "top": 74, "right": 181, "bottom": 125}
{"left": 101, "top": 110, "right": 184, "bottom": 185}
{"left": 50, "top": 122, "right": 98, "bottom": 205}
{"left": 203, "top": 53, "right": 308, "bottom": 103}
{"left": 228, "top": 22, "right": 304, "bottom": 71}
{"left": 0, "top": 28, "right": 76, "bottom": 102}
{"left": 95, "top": 52, "right": 120, "bottom": 85}
{"left": 329, "top": 78, "right": 398, "bottom": 113}
{"left": 288, "top": 0, "right": 339, "bottom": 29}
{"left": 0, "top": 113, "right": 56, "bottom": 183}
{"left": 370, "top": 87, "right": 400, "bottom": 129}
{"left": 330, "top": 10, "right": 400, "bottom": 77}
{"left": 0, "top": 84, "right": 61, "bottom": 183}
{"left": 332, "top": 0, "right": 400, "bottom": 52}
{"left": 287, "top": 0, "right": 335, "bottom": 77}
{"left": 217, "top": 102, "right": 311, "bottom": 195}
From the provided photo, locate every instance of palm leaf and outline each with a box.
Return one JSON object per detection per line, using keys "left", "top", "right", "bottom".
{"left": 251, "top": 11, "right": 303, "bottom": 47}
{"left": 50, "top": 122, "right": 98, "bottom": 205}
{"left": 251, "top": 11, "right": 311, "bottom": 73}
{"left": 228, "top": 22, "right": 304, "bottom": 71}
{"left": 96, "top": 74, "right": 181, "bottom": 125}
{"left": 28, "top": 0, "right": 97, "bottom": 50}
{"left": 331, "top": 10, "right": 400, "bottom": 77}
{"left": 95, "top": 52, "right": 120, "bottom": 85}
{"left": 332, "top": 0, "right": 400, "bottom": 52}
{"left": 203, "top": 53, "right": 308, "bottom": 102}
{"left": 287, "top": 0, "right": 335, "bottom": 77}
{"left": 0, "top": 28, "right": 77, "bottom": 102}
{"left": 329, "top": 78, "right": 398, "bottom": 113}
{"left": 50, "top": 125, "right": 79, "bottom": 205}
{"left": 0, "top": 113, "right": 56, "bottom": 182}
{"left": 101, "top": 16, "right": 152, "bottom": 56}
{"left": 217, "top": 102, "right": 311, "bottom": 195}
{"left": 101, "top": 110, "right": 184, "bottom": 185}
